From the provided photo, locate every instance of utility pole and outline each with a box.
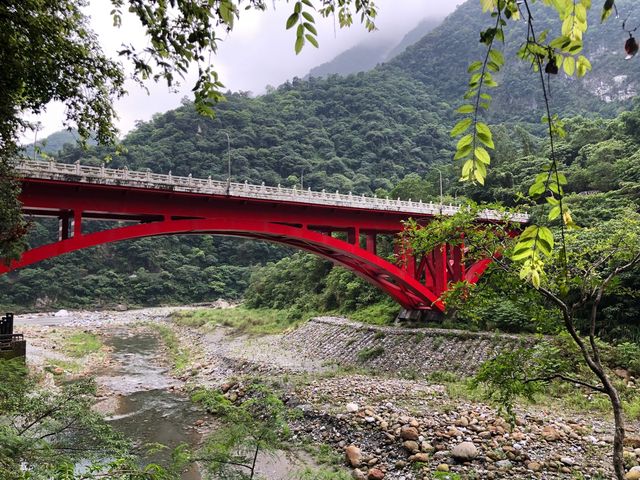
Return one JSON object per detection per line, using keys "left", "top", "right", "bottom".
{"left": 434, "top": 168, "right": 444, "bottom": 213}
{"left": 223, "top": 131, "right": 231, "bottom": 195}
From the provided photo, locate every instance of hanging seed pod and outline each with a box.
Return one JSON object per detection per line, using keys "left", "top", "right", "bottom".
{"left": 545, "top": 58, "right": 559, "bottom": 74}
{"left": 625, "top": 35, "right": 639, "bottom": 59}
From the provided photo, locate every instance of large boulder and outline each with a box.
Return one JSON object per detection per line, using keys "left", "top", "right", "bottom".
{"left": 345, "top": 445, "right": 363, "bottom": 467}
{"left": 626, "top": 466, "right": 640, "bottom": 480}
{"left": 451, "top": 441, "right": 478, "bottom": 461}
{"left": 400, "top": 426, "right": 419, "bottom": 441}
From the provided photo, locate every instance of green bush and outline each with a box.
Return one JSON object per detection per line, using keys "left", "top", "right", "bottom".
{"left": 357, "top": 345, "right": 385, "bottom": 362}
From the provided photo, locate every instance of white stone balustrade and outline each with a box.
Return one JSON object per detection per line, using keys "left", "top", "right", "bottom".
{"left": 15, "top": 159, "right": 529, "bottom": 223}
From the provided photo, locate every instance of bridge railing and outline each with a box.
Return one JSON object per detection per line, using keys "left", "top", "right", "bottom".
{"left": 15, "top": 159, "right": 529, "bottom": 223}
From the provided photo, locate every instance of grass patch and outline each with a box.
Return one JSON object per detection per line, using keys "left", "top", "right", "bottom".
{"left": 428, "top": 371, "right": 460, "bottom": 383}
{"left": 299, "top": 442, "right": 351, "bottom": 480}
{"left": 357, "top": 345, "right": 385, "bottom": 362}
{"left": 64, "top": 332, "right": 102, "bottom": 358}
{"left": 46, "top": 359, "right": 83, "bottom": 374}
{"left": 173, "top": 307, "right": 303, "bottom": 335}
{"left": 305, "top": 443, "right": 343, "bottom": 466}
{"left": 349, "top": 302, "right": 399, "bottom": 325}
{"left": 431, "top": 472, "right": 462, "bottom": 480}
{"left": 152, "top": 324, "right": 191, "bottom": 372}
{"left": 625, "top": 396, "right": 640, "bottom": 420}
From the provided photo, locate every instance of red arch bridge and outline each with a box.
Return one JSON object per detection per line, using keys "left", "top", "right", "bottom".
{"left": 2, "top": 160, "right": 528, "bottom": 316}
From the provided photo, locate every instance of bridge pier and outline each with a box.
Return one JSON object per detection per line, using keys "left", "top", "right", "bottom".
{"left": 396, "top": 308, "right": 443, "bottom": 324}
{"left": 59, "top": 213, "right": 71, "bottom": 240}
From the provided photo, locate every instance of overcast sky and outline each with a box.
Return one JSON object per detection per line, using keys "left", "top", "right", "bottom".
{"left": 25, "top": 0, "right": 463, "bottom": 143}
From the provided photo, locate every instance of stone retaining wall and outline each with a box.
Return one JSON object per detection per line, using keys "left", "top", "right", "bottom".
{"left": 283, "top": 317, "right": 534, "bottom": 376}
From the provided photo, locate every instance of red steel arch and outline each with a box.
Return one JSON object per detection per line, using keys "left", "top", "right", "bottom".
{"left": 0, "top": 219, "right": 446, "bottom": 311}
{"left": 1, "top": 174, "right": 502, "bottom": 313}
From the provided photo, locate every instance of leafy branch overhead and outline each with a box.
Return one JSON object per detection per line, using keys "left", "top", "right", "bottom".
{"left": 452, "top": 0, "right": 617, "bottom": 286}
{"left": 286, "top": 0, "right": 377, "bottom": 54}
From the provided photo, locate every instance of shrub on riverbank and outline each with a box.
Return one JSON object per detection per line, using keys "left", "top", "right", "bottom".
{"left": 172, "top": 307, "right": 308, "bottom": 335}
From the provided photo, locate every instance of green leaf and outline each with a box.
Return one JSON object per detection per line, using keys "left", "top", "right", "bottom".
{"left": 489, "top": 49, "right": 504, "bottom": 65}
{"left": 484, "top": 77, "right": 498, "bottom": 88}
{"left": 520, "top": 225, "right": 539, "bottom": 240}
{"left": 305, "top": 34, "right": 318, "bottom": 48}
{"left": 294, "top": 35, "right": 304, "bottom": 54}
{"left": 556, "top": 172, "right": 568, "bottom": 185}
{"left": 457, "top": 133, "right": 473, "bottom": 150}
{"left": 475, "top": 123, "right": 495, "bottom": 149}
{"left": 302, "top": 11, "right": 314, "bottom": 22}
{"left": 563, "top": 56, "right": 575, "bottom": 76}
{"left": 462, "top": 159, "right": 474, "bottom": 178}
{"left": 537, "top": 238, "right": 552, "bottom": 257}
{"left": 476, "top": 122, "right": 492, "bottom": 139}
{"left": 601, "top": 0, "right": 614, "bottom": 22}
{"left": 456, "top": 104, "right": 474, "bottom": 114}
{"left": 538, "top": 227, "right": 554, "bottom": 251}
{"left": 474, "top": 146, "right": 491, "bottom": 165}
{"left": 548, "top": 205, "right": 561, "bottom": 220}
{"left": 511, "top": 247, "right": 533, "bottom": 262}
{"left": 454, "top": 144, "right": 472, "bottom": 160}
{"left": 531, "top": 270, "right": 541, "bottom": 289}
{"left": 528, "top": 181, "right": 545, "bottom": 197}
{"left": 481, "top": 0, "right": 497, "bottom": 12}
{"left": 451, "top": 118, "right": 472, "bottom": 137}
{"left": 468, "top": 61, "right": 483, "bottom": 73}
{"left": 487, "top": 61, "right": 501, "bottom": 72}
{"left": 303, "top": 22, "right": 317, "bottom": 35}
{"left": 576, "top": 55, "right": 592, "bottom": 77}
{"left": 286, "top": 13, "right": 299, "bottom": 29}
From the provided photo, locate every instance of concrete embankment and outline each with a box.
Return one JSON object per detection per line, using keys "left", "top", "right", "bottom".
{"left": 283, "top": 316, "right": 534, "bottom": 375}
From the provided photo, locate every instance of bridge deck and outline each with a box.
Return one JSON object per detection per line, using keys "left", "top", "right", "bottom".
{"left": 15, "top": 160, "right": 529, "bottom": 224}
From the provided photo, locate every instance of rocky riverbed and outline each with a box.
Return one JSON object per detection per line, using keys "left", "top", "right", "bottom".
{"left": 14, "top": 307, "right": 640, "bottom": 479}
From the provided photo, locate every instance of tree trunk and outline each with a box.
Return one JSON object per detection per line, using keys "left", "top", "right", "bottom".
{"left": 605, "top": 380, "right": 626, "bottom": 480}
{"left": 249, "top": 442, "right": 260, "bottom": 480}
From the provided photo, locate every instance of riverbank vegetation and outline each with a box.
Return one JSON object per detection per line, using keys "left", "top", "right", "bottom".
{"left": 172, "top": 307, "right": 302, "bottom": 335}
{"left": 152, "top": 323, "right": 193, "bottom": 373}
{"left": 0, "top": 359, "right": 158, "bottom": 479}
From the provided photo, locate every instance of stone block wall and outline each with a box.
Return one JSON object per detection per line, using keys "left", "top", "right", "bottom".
{"left": 283, "top": 317, "right": 534, "bottom": 376}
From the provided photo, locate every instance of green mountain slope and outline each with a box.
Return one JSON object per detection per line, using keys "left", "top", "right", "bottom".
{"left": 385, "top": 0, "right": 639, "bottom": 121}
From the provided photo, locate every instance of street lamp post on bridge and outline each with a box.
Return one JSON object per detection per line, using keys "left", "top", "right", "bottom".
{"left": 223, "top": 131, "right": 231, "bottom": 195}
{"left": 433, "top": 167, "right": 444, "bottom": 214}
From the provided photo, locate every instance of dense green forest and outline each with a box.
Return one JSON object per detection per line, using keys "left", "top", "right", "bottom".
{"left": 2, "top": 0, "right": 640, "bottom": 343}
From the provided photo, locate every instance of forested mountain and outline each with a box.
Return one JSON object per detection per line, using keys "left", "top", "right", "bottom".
{"left": 2, "top": 0, "right": 640, "bottom": 320}
{"left": 385, "top": 0, "right": 639, "bottom": 122}
{"left": 305, "top": 17, "right": 441, "bottom": 79}
{"left": 22, "top": 129, "right": 95, "bottom": 160}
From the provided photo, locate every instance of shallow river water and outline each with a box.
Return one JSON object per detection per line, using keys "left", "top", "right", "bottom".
{"left": 95, "top": 331, "right": 204, "bottom": 479}
{"left": 90, "top": 327, "right": 313, "bottom": 479}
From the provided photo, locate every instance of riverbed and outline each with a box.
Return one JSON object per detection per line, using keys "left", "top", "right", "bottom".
{"left": 16, "top": 308, "right": 319, "bottom": 480}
